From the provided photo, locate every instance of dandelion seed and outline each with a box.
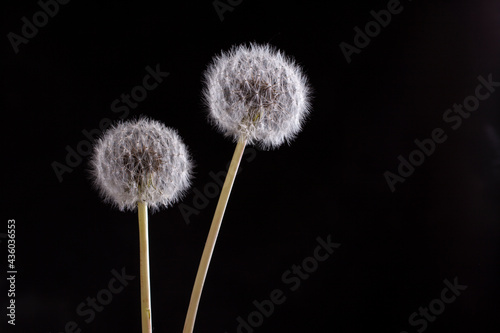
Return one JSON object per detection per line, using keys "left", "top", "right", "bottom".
{"left": 90, "top": 117, "right": 193, "bottom": 333}
{"left": 184, "top": 43, "right": 311, "bottom": 333}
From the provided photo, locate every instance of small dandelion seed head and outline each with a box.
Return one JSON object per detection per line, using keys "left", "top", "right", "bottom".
{"left": 90, "top": 117, "right": 193, "bottom": 213}
{"left": 203, "top": 43, "right": 312, "bottom": 149}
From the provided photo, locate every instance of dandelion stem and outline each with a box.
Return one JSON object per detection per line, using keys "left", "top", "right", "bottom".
{"left": 183, "top": 137, "right": 247, "bottom": 333}
{"left": 138, "top": 201, "right": 152, "bottom": 333}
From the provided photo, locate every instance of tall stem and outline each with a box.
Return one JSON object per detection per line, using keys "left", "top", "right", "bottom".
{"left": 138, "top": 201, "right": 152, "bottom": 333}
{"left": 183, "top": 137, "right": 248, "bottom": 333}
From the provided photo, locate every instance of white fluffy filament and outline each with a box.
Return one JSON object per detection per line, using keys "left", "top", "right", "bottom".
{"left": 90, "top": 117, "right": 193, "bottom": 212}
{"left": 203, "top": 43, "right": 312, "bottom": 149}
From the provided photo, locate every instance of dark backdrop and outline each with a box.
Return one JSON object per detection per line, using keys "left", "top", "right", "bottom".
{"left": 2, "top": 0, "right": 500, "bottom": 332}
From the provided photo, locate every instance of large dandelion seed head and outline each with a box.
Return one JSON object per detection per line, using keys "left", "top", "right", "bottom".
{"left": 90, "top": 118, "right": 193, "bottom": 213}
{"left": 203, "top": 43, "right": 312, "bottom": 149}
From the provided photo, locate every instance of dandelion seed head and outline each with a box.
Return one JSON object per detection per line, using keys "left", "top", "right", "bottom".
{"left": 90, "top": 118, "right": 193, "bottom": 213}
{"left": 203, "top": 43, "right": 311, "bottom": 149}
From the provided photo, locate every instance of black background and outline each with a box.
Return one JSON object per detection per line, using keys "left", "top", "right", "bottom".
{"left": 2, "top": 0, "right": 500, "bottom": 332}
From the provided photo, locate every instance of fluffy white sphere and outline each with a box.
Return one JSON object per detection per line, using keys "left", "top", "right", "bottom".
{"left": 90, "top": 118, "right": 193, "bottom": 212}
{"left": 203, "top": 43, "right": 311, "bottom": 149}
